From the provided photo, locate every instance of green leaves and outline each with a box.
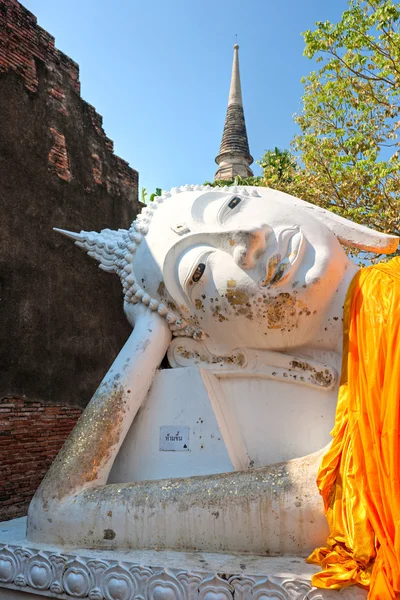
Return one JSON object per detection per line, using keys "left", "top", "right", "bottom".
{"left": 258, "top": 148, "right": 298, "bottom": 188}
{"left": 140, "top": 187, "right": 162, "bottom": 204}
{"left": 294, "top": 0, "right": 400, "bottom": 246}
{"left": 149, "top": 188, "right": 162, "bottom": 202}
{"left": 203, "top": 176, "right": 265, "bottom": 188}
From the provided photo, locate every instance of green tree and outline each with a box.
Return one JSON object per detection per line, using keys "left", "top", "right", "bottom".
{"left": 257, "top": 147, "right": 313, "bottom": 198}
{"left": 294, "top": 0, "right": 400, "bottom": 238}
{"left": 203, "top": 175, "right": 264, "bottom": 188}
{"left": 259, "top": 147, "right": 296, "bottom": 184}
{"left": 204, "top": 153, "right": 299, "bottom": 191}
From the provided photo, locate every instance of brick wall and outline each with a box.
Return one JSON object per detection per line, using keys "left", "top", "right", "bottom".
{"left": 0, "top": 0, "right": 80, "bottom": 94}
{"left": 0, "top": 397, "right": 82, "bottom": 521}
{"left": 0, "top": 0, "right": 138, "bottom": 192}
{"left": 0, "top": 0, "right": 140, "bottom": 520}
{"left": 0, "top": 0, "right": 139, "bottom": 410}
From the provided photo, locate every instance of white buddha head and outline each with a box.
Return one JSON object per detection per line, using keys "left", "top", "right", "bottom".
{"left": 56, "top": 185, "right": 398, "bottom": 356}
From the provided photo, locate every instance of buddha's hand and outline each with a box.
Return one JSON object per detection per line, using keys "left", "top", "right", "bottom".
{"left": 123, "top": 300, "right": 153, "bottom": 328}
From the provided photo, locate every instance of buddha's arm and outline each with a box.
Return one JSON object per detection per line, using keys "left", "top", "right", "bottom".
{"left": 27, "top": 304, "right": 171, "bottom": 534}
{"left": 29, "top": 443, "right": 329, "bottom": 554}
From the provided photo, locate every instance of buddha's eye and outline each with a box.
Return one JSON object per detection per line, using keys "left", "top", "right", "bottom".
{"left": 228, "top": 196, "right": 241, "bottom": 209}
{"left": 192, "top": 263, "right": 206, "bottom": 283}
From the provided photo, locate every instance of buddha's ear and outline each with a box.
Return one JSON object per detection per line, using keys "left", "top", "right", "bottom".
{"left": 299, "top": 204, "right": 399, "bottom": 254}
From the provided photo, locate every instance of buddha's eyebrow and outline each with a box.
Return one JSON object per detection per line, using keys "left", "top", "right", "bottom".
{"left": 190, "top": 192, "right": 231, "bottom": 224}
{"left": 217, "top": 195, "right": 245, "bottom": 227}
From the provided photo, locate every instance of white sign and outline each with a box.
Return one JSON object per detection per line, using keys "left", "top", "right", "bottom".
{"left": 159, "top": 426, "right": 190, "bottom": 451}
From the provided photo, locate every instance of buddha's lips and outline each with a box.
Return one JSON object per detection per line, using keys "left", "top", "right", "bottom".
{"left": 261, "top": 228, "right": 302, "bottom": 287}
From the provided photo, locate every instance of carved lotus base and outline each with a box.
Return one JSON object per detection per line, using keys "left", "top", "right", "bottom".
{"left": 0, "top": 518, "right": 367, "bottom": 600}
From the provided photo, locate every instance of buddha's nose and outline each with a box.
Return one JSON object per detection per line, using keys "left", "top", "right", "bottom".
{"left": 232, "top": 225, "right": 272, "bottom": 270}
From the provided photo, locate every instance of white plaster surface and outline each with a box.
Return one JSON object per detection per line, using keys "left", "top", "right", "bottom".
{"left": 0, "top": 518, "right": 367, "bottom": 599}
{"left": 109, "top": 366, "right": 337, "bottom": 483}
{"left": 210, "top": 374, "right": 336, "bottom": 466}
{"left": 0, "top": 518, "right": 318, "bottom": 576}
{"left": 109, "top": 368, "right": 234, "bottom": 483}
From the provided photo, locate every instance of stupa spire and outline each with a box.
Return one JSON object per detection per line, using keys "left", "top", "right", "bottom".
{"left": 228, "top": 43, "right": 243, "bottom": 106}
{"left": 214, "top": 44, "right": 253, "bottom": 181}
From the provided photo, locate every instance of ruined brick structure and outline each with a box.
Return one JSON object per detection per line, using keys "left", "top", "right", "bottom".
{"left": 0, "top": 397, "right": 82, "bottom": 520}
{"left": 0, "top": 0, "right": 140, "bottom": 519}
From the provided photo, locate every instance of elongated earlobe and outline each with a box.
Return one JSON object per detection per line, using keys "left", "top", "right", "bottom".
{"left": 300, "top": 205, "right": 399, "bottom": 254}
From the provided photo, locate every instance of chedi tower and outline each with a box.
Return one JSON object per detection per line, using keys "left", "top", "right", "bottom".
{"left": 214, "top": 44, "right": 254, "bottom": 181}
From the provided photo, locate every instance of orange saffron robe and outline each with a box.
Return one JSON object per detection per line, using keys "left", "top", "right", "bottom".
{"left": 307, "top": 257, "right": 400, "bottom": 600}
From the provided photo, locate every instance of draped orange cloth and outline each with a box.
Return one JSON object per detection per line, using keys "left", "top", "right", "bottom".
{"left": 307, "top": 257, "right": 400, "bottom": 599}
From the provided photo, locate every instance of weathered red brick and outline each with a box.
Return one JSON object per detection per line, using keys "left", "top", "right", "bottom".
{"left": 0, "top": 396, "right": 82, "bottom": 520}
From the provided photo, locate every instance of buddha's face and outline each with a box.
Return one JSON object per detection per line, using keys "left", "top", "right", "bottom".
{"left": 133, "top": 188, "right": 352, "bottom": 353}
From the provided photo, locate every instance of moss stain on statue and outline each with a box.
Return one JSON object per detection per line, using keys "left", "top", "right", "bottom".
{"left": 36, "top": 375, "right": 127, "bottom": 505}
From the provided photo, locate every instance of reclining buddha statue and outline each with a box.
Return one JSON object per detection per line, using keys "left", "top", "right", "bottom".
{"left": 26, "top": 185, "right": 399, "bottom": 598}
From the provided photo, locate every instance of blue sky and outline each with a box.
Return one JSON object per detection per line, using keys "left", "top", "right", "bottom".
{"left": 22, "top": 0, "right": 349, "bottom": 194}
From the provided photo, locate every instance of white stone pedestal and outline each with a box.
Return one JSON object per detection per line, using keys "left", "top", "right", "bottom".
{"left": 0, "top": 518, "right": 367, "bottom": 599}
